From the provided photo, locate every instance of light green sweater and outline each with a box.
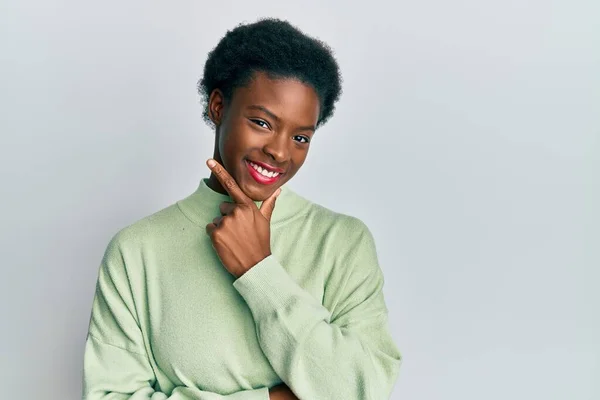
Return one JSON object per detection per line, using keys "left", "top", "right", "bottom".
{"left": 83, "top": 178, "right": 401, "bottom": 399}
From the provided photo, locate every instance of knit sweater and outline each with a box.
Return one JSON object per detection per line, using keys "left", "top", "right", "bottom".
{"left": 83, "top": 178, "right": 401, "bottom": 399}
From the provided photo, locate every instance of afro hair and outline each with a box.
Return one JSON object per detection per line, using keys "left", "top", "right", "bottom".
{"left": 197, "top": 18, "right": 342, "bottom": 129}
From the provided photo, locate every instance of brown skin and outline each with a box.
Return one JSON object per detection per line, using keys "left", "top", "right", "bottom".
{"left": 206, "top": 71, "right": 320, "bottom": 201}
{"left": 268, "top": 383, "right": 300, "bottom": 400}
{"left": 204, "top": 158, "right": 280, "bottom": 278}
{"left": 203, "top": 162, "right": 294, "bottom": 400}
{"left": 205, "top": 72, "right": 319, "bottom": 399}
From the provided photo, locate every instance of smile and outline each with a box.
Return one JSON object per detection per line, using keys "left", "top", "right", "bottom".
{"left": 245, "top": 160, "right": 283, "bottom": 184}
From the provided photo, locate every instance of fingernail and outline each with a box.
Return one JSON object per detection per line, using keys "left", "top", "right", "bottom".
{"left": 207, "top": 159, "right": 216, "bottom": 168}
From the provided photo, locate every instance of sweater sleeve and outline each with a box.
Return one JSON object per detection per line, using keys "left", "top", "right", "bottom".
{"left": 232, "top": 219, "right": 402, "bottom": 400}
{"left": 83, "top": 234, "right": 270, "bottom": 400}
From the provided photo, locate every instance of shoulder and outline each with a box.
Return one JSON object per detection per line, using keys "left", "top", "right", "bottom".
{"left": 98, "top": 203, "right": 184, "bottom": 283}
{"left": 282, "top": 194, "right": 378, "bottom": 264}
{"left": 304, "top": 199, "right": 374, "bottom": 242}
{"left": 103, "top": 202, "right": 183, "bottom": 257}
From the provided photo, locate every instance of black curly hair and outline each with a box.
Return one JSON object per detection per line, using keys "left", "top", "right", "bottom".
{"left": 197, "top": 18, "right": 342, "bottom": 129}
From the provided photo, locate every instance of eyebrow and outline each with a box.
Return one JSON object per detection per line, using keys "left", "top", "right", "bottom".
{"left": 247, "top": 105, "right": 316, "bottom": 132}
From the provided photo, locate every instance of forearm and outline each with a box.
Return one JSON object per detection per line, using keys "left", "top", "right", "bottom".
{"left": 84, "top": 335, "right": 271, "bottom": 400}
{"left": 233, "top": 255, "right": 401, "bottom": 400}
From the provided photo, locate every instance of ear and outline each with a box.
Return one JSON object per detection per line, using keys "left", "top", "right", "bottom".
{"left": 208, "top": 88, "right": 225, "bottom": 126}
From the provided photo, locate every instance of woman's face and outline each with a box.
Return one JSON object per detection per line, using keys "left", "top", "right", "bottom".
{"left": 208, "top": 71, "right": 320, "bottom": 201}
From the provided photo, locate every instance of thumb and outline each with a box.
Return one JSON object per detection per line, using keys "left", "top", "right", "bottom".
{"left": 259, "top": 188, "right": 281, "bottom": 221}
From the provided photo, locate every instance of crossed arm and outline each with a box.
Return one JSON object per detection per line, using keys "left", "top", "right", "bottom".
{"left": 84, "top": 161, "right": 400, "bottom": 399}
{"left": 83, "top": 219, "right": 400, "bottom": 400}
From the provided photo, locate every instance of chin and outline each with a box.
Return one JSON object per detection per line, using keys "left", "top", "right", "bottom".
{"left": 243, "top": 183, "right": 278, "bottom": 202}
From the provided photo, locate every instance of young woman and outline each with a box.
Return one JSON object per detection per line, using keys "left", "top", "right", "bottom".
{"left": 83, "top": 18, "right": 401, "bottom": 400}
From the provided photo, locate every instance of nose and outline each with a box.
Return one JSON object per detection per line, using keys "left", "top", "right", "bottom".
{"left": 262, "top": 132, "right": 290, "bottom": 163}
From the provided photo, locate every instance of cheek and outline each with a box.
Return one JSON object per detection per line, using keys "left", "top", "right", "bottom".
{"left": 295, "top": 145, "right": 310, "bottom": 163}
{"left": 220, "top": 133, "right": 235, "bottom": 157}
{"left": 219, "top": 122, "right": 252, "bottom": 161}
{"left": 287, "top": 149, "right": 309, "bottom": 174}
{"left": 295, "top": 156, "right": 307, "bottom": 171}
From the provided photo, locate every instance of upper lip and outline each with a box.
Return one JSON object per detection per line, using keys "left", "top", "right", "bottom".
{"left": 247, "top": 159, "right": 286, "bottom": 174}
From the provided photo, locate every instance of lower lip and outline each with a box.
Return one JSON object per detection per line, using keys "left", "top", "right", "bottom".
{"left": 245, "top": 160, "right": 282, "bottom": 185}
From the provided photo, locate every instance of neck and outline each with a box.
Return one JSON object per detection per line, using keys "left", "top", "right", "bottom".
{"left": 207, "top": 140, "right": 227, "bottom": 195}
{"left": 176, "top": 177, "right": 310, "bottom": 228}
{"left": 206, "top": 173, "right": 228, "bottom": 195}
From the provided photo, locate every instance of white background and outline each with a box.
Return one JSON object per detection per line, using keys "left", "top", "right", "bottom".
{"left": 1, "top": 1, "right": 598, "bottom": 399}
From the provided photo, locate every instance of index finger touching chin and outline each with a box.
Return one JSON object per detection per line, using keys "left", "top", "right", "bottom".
{"left": 206, "top": 159, "right": 251, "bottom": 204}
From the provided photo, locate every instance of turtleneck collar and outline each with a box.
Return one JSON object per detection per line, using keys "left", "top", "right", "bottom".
{"left": 177, "top": 178, "right": 310, "bottom": 227}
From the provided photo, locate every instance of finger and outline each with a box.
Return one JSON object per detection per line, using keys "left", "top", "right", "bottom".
{"left": 259, "top": 188, "right": 281, "bottom": 221}
{"left": 219, "top": 201, "right": 236, "bottom": 216}
{"left": 205, "top": 222, "right": 217, "bottom": 236}
{"left": 212, "top": 216, "right": 223, "bottom": 226}
{"left": 207, "top": 159, "right": 251, "bottom": 205}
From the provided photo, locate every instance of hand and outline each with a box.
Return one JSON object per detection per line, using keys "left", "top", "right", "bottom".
{"left": 205, "top": 159, "right": 281, "bottom": 279}
{"left": 269, "top": 383, "right": 299, "bottom": 400}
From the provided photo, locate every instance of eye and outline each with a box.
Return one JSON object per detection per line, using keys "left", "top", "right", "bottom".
{"left": 250, "top": 119, "right": 270, "bottom": 130}
{"left": 294, "top": 135, "right": 310, "bottom": 144}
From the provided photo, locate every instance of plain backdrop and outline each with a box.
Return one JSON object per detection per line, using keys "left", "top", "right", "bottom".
{"left": 1, "top": 1, "right": 598, "bottom": 399}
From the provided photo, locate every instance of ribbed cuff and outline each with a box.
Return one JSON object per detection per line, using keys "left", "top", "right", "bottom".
{"left": 232, "top": 254, "right": 328, "bottom": 320}
{"left": 233, "top": 255, "right": 299, "bottom": 310}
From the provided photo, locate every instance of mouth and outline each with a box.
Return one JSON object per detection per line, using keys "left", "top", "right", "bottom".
{"left": 245, "top": 159, "right": 284, "bottom": 185}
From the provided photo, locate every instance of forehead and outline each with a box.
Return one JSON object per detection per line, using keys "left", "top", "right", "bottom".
{"left": 231, "top": 72, "right": 320, "bottom": 126}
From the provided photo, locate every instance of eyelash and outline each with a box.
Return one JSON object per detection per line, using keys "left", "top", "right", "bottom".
{"left": 250, "top": 119, "right": 310, "bottom": 144}
{"left": 294, "top": 135, "right": 310, "bottom": 144}
{"left": 251, "top": 119, "right": 270, "bottom": 130}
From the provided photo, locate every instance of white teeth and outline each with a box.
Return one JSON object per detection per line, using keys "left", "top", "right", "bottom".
{"left": 249, "top": 161, "right": 279, "bottom": 178}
